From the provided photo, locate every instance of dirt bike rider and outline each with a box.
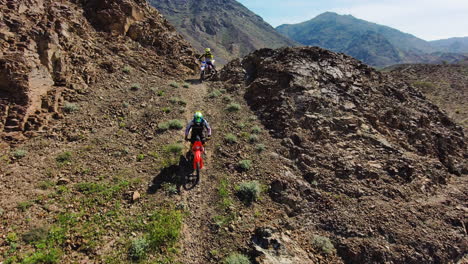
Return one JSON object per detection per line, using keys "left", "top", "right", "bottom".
{"left": 185, "top": 111, "right": 212, "bottom": 146}
{"left": 198, "top": 48, "right": 217, "bottom": 73}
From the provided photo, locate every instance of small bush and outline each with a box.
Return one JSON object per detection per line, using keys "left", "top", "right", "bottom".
{"left": 162, "top": 183, "right": 178, "bottom": 195}
{"left": 56, "top": 152, "right": 72, "bottom": 164}
{"left": 164, "top": 144, "right": 183, "bottom": 155}
{"left": 136, "top": 154, "right": 145, "bottom": 162}
{"left": 130, "top": 84, "right": 141, "bottom": 91}
{"left": 168, "top": 120, "right": 184, "bottom": 130}
{"left": 21, "top": 249, "right": 61, "bottom": 264}
{"left": 222, "top": 96, "right": 233, "bottom": 103}
{"left": 22, "top": 227, "right": 48, "bottom": 244}
{"left": 169, "top": 82, "right": 179, "bottom": 88}
{"left": 312, "top": 235, "right": 335, "bottom": 255}
{"left": 208, "top": 90, "right": 222, "bottom": 98}
{"left": 224, "top": 133, "right": 238, "bottom": 144}
{"left": 238, "top": 160, "right": 252, "bottom": 171}
{"left": 251, "top": 126, "right": 262, "bottom": 134}
{"left": 122, "top": 66, "right": 131, "bottom": 74}
{"left": 162, "top": 107, "right": 171, "bottom": 113}
{"left": 183, "top": 83, "right": 190, "bottom": 88}
{"left": 224, "top": 253, "right": 251, "bottom": 264}
{"left": 236, "top": 181, "right": 261, "bottom": 205}
{"left": 17, "top": 201, "right": 32, "bottom": 212}
{"left": 248, "top": 115, "right": 257, "bottom": 121}
{"left": 157, "top": 90, "right": 165, "bottom": 97}
{"left": 63, "top": 102, "right": 79, "bottom": 113}
{"left": 255, "top": 144, "right": 266, "bottom": 153}
{"left": 129, "top": 238, "right": 149, "bottom": 261}
{"left": 169, "top": 97, "right": 187, "bottom": 106}
{"left": 248, "top": 134, "right": 259, "bottom": 143}
{"left": 226, "top": 103, "right": 241, "bottom": 112}
{"left": 12, "top": 149, "right": 27, "bottom": 159}
{"left": 158, "top": 122, "right": 170, "bottom": 131}
{"left": 147, "top": 209, "right": 183, "bottom": 250}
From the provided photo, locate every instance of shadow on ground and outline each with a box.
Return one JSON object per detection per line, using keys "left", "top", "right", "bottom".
{"left": 147, "top": 154, "right": 200, "bottom": 194}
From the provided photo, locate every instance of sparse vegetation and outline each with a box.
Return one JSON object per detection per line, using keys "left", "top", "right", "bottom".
{"left": 255, "top": 144, "right": 266, "bottom": 153}
{"left": 12, "top": 149, "right": 27, "bottom": 159}
{"left": 312, "top": 235, "right": 335, "bottom": 255}
{"left": 251, "top": 126, "right": 262, "bottom": 134}
{"left": 162, "top": 107, "right": 171, "bottom": 113}
{"left": 218, "top": 178, "right": 233, "bottom": 210}
{"left": 183, "top": 83, "right": 190, "bottom": 88}
{"left": 169, "top": 82, "right": 179, "bottom": 88}
{"left": 248, "top": 134, "right": 259, "bottom": 143}
{"left": 158, "top": 122, "right": 170, "bottom": 131}
{"left": 208, "top": 89, "right": 222, "bottom": 98}
{"left": 158, "top": 120, "right": 183, "bottom": 131}
{"left": 162, "top": 182, "right": 178, "bottom": 195}
{"left": 164, "top": 144, "right": 183, "bottom": 155}
{"left": 157, "top": 90, "right": 165, "bottom": 97}
{"left": 63, "top": 102, "right": 79, "bottom": 113}
{"left": 146, "top": 208, "right": 183, "bottom": 252}
{"left": 56, "top": 152, "right": 72, "bottom": 164}
{"left": 224, "top": 133, "right": 238, "bottom": 144}
{"left": 169, "top": 97, "right": 187, "bottom": 106}
{"left": 136, "top": 154, "right": 145, "bottom": 162}
{"left": 236, "top": 181, "right": 261, "bottom": 205}
{"left": 130, "top": 83, "right": 141, "bottom": 91}
{"left": 17, "top": 201, "right": 32, "bottom": 212}
{"left": 238, "top": 159, "right": 252, "bottom": 171}
{"left": 122, "top": 66, "right": 131, "bottom": 74}
{"left": 129, "top": 237, "right": 149, "bottom": 261}
{"left": 224, "top": 253, "right": 251, "bottom": 264}
{"left": 226, "top": 103, "right": 241, "bottom": 112}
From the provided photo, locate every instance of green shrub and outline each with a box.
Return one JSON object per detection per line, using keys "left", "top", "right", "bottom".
{"left": 248, "top": 134, "right": 259, "bottom": 143}
{"left": 255, "top": 144, "right": 266, "bottom": 153}
{"left": 157, "top": 90, "right": 165, "bottom": 97}
{"left": 137, "top": 154, "right": 145, "bottom": 162}
{"left": 312, "top": 235, "right": 335, "bottom": 255}
{"left": 162, "top": 183, "right": 178, "bottom": 195}
{"left": 226, "top": 103, "right": 241, "bottom": 112}
{"left": 164, "top": 144, "right": 183, "bottom": 155}
{"left": 158, "top": 122, "right": 170, "bottom": 131}
{"left": 130, "top": 84, "right": 141, "bottom": 91}
{"left": 63, "top": 103, "right": 79, "bottom": 113}
{"left": 147, "top": 209, "right": 183, "bottom": 250}
{"left": 238, "top": 160, "right": 252, "bottom": 171}
{"left": 169, "top": 82, "right": 179, "bottom": 88}
{"left": 222, "top": 96, "right": 233, "bottom": 103}
{"left": 169, "top": 97, "right": 187, "bottom": 106}
{"left": 224, "top": 253, "right": 251, "bottom": 264}
{"left": 22, "top": 227, "right": 48, "bottom": 244}
{"left": 122, "top": 66, "right": 131, "bottom": 74}
{"left": 183, "top": 83, "right": 190, "bottom": 88}
{"left": 208, "top": 90, "right": 222, "bottom": 98}
{"left": 12, "top": 149, "right": 27, "bottom": 159}
{"left": 224, "top": 133, "right": 238, "bottom": 144}
{"left": 168, "top": 119, "right": 184, "bottom": 130}
{"left": 236, "top": 181, "right": 261, "bottom": 205}
{"left": 162, "top": 107, "right": 171, "bottom": 113}
{"left": 21, "top": 249, "right": 61, "bottom": 264}
{"left": 17, "top": 201, "right": 32, "bottom": 212}
{"left": 129, "top": 238, "right": 149, "bottom": 261}
{"left": 251, "top": 126, "right": 262, "bottom": 134}
{"left": 56, "top": 152, "right": 72, "bottom": 164}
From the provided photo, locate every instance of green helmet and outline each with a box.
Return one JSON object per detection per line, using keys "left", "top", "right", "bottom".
{"left": 205, "top": 48, "right": 211, "bottom": 52}
{"left": 194, "top": 111, "right": 203, "bottom": 123}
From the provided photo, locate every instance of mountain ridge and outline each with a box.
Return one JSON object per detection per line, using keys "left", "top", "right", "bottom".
{"left": 276, "top": 12, "right": 467, "bottom": 67}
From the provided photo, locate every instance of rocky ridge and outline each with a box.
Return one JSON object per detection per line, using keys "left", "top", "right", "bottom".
{"left": 0, "top": 0, "right": 196, "bottom": 143}
{"left": 220, "top": 47, "right": 467, "bottom": 263}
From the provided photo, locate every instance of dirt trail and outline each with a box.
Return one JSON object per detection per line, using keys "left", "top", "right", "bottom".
{"left": 176, "top": 79, "right": 219, "bottom": 263}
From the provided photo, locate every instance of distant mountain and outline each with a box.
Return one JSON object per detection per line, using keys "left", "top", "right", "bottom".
{"left": 430, "top": 37, "right": 468, "bottom": 53}
{"left": 276, "top": 12, "right": 467, "bottom": 67}
{"left": 149, "top": 0, "right": 298, "bottom": 64}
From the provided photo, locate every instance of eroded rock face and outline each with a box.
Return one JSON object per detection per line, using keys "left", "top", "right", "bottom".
{"left": 0, "top": 0, "right": 197, "bottom": 142}
{"left": 221, "top": 47, "right": 467, "bottom": 263}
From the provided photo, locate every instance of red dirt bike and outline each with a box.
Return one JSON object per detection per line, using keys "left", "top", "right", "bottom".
{"left": 187, "top": 136, "right": 209, "bottom": 177}
{"left": 200, "top": 60, "right": 216, "bottom": 83}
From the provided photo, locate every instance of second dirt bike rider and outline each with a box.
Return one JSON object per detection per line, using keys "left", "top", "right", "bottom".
{"left": 185, "top": 111, "right": 212, "bottom": 145}
{"left": 198, "top": 48, "right": 217, "bottom": 73}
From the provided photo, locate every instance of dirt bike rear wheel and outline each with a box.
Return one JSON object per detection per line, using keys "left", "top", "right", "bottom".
{"left": 196, "top": 162, "right": 200, "bottom": 178}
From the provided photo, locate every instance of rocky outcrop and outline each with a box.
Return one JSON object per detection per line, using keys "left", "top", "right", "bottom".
{"left": 0, "top": 0, "right": 197, "bottom": 142}
{"left": 221, "top": 47, "right": 467, "bottom": 263}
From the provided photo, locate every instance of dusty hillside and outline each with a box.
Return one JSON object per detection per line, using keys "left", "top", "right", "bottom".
{"left": 148, "top": 0, "right": 298, "bottom": 65}
{"left": 219, "top": 47, "right": 467, "bottom": 263}
{"left": 1, "top": 1, "right": 467, "bottom": 263}
{"left": 386, "top": 64, "right": 468, "bottom": 131}
{"left": 0, "top": 0, "right": 196, "bottom": 144}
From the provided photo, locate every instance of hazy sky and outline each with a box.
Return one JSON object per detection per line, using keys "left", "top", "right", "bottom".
{"left": 236, "top": 0, "right": 468, "bottom": 41}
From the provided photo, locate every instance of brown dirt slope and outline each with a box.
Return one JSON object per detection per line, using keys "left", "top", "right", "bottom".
{"left": 0, "top": 0, "right": 196, "bottom": 144}
{"left": 219, "top": 47, "right": 467, "bottom": 263}
{"left": 386, "top": 64, "right": 468, "bottom": 131}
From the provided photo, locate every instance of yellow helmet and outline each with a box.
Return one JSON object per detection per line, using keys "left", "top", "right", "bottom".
{"left": 205, "top": 48, "right": 211, "bottom": 52}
